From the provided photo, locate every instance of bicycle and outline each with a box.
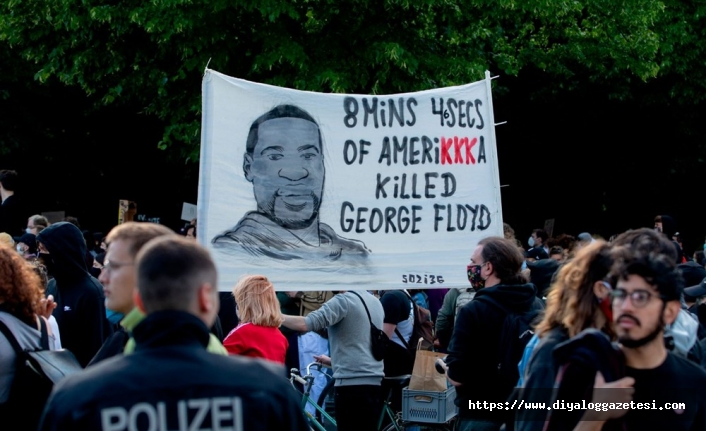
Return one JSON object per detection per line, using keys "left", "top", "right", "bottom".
{"left": 290, "top": 362, "right": 336, "bottom": 431}
{"left": 290, "top": 363, "right": 455, "bottom": 431}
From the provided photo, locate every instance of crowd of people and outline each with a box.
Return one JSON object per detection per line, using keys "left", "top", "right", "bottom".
{"left": 2, "top": 166, "right": 706, "bottom": 431}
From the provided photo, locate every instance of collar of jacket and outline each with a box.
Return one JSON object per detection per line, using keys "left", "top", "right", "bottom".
{"left": 132, "top": 310, "right": 211, "bottom": 351}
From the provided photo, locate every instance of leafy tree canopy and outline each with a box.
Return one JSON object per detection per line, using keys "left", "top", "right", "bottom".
{"left": 1, "top": 0, "right": 671, "bottom": 161}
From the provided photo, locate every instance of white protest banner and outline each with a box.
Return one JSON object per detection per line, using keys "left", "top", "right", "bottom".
{"left": 198, "top": 69, "right": 503, "bottom": 291}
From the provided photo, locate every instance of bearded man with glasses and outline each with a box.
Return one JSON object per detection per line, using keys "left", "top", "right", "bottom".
{"left": 574, "top": 251, "right": 706, "bottom": 431}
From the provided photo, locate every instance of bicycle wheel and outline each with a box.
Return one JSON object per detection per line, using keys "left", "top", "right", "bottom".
{"left": 315, "top": 377, "right": 336, "bottom": 430}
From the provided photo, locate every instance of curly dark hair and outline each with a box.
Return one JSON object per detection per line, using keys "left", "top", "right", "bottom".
{"left": 0, "top": 243, "right": 44, "bottom": 324}
{"left": 608, "top": 251, "right": 682, "bottom": 302}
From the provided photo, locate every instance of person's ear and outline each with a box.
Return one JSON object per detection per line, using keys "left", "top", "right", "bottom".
{"left": 197, "top": 282, "right": 219, "bottom": 327}
{"left": 663, "top": 300, "right": 681, "bottom": 326}
{"left": 198, "top": 282, "right": 217, "bottom": 314}
{"left": 243, "top": 153, "right": 254, "bottom": 182}
{"left": 593, "top": 280, "right": 608, "bottom": 300}
{"left": 133, "top": 289, "right": 146, "bottom": 313}
{"left": 485, "top": 261, "right": 494, "bottom": 277}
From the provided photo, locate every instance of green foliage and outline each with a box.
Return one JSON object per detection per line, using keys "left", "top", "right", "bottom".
{"left": 0, "top": 0, "right": 679, "bottom": 161}
{"left": 650, "top": 0, "right": 706, "bottom": 103}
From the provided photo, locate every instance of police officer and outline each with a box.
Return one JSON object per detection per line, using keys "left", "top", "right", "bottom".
{"left": 39, "top": 236, "right": 308, "bottom": 431}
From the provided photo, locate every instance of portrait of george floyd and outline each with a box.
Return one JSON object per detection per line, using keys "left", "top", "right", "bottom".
{"left": 211, "top": 104, "right": 371, "bottom": 265}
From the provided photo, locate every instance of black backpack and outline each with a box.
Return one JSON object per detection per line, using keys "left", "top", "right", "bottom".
{"left": 475, "top": 296, "right": 543, "bottom": 388}
{"left": 0, "top": 317, "right": 83, "bottom": 431}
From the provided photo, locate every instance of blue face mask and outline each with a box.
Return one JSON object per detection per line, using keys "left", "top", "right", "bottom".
{"left": 528, "top": 236, "right": 535, "bottom": 248}
{"left": 26, "top": 228, "right": 32, "bottom": 234}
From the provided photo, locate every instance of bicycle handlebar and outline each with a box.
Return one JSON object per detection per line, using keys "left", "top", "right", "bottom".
{"left": 292, "top": 374, "right": 308, "bottom": 386}
{"left": 306, "top": 361, "right": 330, "bottom": 376}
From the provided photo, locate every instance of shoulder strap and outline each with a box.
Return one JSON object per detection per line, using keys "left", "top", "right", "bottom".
{"left": 350, "top": 291, "right": 374, "bottom": 327}
{"left": 0, "top": 317, "right": 50, "bottom": 352}
{"left": 0, "top": 320, "right": 23, "bottom": 355}
{"left": 38, "top": 317, "right": 50, "bottom": 350}
{"left": 401, "top": 290, "right": 421, "bottom": 320}
{"left": 395, "top": 327, "right": 411, "bottom": 350}
{"left": 400, "top": 291, "right": 417, "bottom": 348}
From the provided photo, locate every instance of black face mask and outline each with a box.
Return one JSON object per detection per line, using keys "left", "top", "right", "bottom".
{"left": 38, "top": 253, "right": 55, "bottom": 273}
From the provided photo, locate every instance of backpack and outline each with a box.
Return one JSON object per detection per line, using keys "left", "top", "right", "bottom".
{"left": 454, "top": 288, "right": 476, "bottom": 317}
{"left": 0, "top": 317, "right": 83, "bottom": 431}
{"left": 410, "top": 290, "right": 429, "bottom": 310}
{"left": 475, "top": 295, "right": 542, "bottom": 388}
{"left": 395, "top": 291, "right": 435, "bottom": 354}
{"left": 544, "top": 329, "right": 626, "bottom": 431}
{"left": 298, "top": 291, "right": 335, "bottom": 317}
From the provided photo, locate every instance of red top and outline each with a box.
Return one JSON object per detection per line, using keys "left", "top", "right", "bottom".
{"left": 223, "top": 322, "right": 288, "bottom": 364}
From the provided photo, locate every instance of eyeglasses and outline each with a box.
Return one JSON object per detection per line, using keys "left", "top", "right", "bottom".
{"left": 103, "top": 260, "right": 135, "bottom": 273}
{"left": 610, "top": 289, "right": 663, "bottom": 308}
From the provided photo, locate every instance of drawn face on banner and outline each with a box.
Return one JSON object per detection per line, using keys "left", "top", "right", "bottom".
{"left": 243, "top": 117, "right": 325, "bottom": 229}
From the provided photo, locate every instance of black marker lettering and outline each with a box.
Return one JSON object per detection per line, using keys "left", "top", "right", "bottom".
{"left": 343, "top": 140, "right": 357, "bottom": 165}
{"left": 406, "top": 98, "right": 417, "bottom": 126}
{"left": 424, "top": 172, "right": 438, "bottom": 198}
{"left": 343, "top": 97, "right": 358, "bottom": 128}
{"left": 340, "top": 202, "right": 354, "bottom": 232}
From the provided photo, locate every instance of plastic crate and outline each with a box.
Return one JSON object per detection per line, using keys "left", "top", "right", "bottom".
{"left": 402, "top": 386, "right": 458, "bottom": 424}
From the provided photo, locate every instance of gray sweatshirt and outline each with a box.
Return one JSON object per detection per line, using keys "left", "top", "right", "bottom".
{"left": 305, "top": 291, "right": 384, "bottom": 386}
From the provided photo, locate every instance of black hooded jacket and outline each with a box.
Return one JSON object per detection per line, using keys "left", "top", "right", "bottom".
{"left": 36, "top": 222, "right": 111, "bottom": 367}
{"left": 446, "top": 282, "right": 544, "bottom": 422}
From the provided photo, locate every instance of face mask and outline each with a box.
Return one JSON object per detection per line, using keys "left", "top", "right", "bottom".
{"left": 467, "top": 264, "right": 485, "bottom": 290}
{"left": 38, "top": 253, "right": 54, "bottom": 272}
{"left": 528, "top": 236, "right": 535, "bottom": 248}
{"left": 598, "top": 296, "right": 613, "bottom": 322}
{"left": 16, "top": 245, "right": 24, "bottom": 254}
{"left": 26, "top": 228, "right": 32, "bottom": 234}
{"left": 88, "top": 267, "right": 102, "bottom": 278}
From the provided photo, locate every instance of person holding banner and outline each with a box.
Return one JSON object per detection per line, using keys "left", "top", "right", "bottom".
{"left": 211, "top": 104, "right": 370, "bottom": 265}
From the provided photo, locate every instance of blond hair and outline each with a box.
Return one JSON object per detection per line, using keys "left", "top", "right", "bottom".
{"left": 233, "top": 275, "right": 284, "bottom": 327}
{"left": 534, "top": 240, "right": 615, "bottom": 340}
{"left": 106, "top": 222, "right": 175, "bottom": 258}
